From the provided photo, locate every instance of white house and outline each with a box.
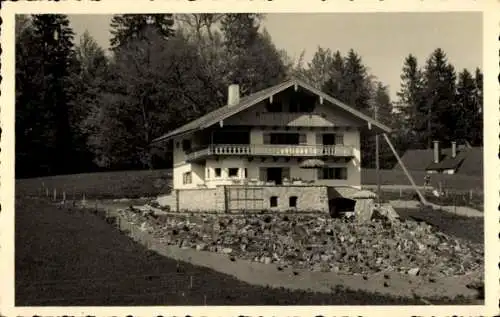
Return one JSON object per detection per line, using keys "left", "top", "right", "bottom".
{"left": 153, "top": 78, "right": 391, "bottom": 212}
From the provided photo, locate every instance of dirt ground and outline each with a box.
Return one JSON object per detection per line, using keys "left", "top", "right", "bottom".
{"left": 94, "top": 199, "right": 484, "bottom": 302}
{"left": 18, "top": 198, "right": 436, "bottom": 305}
{"left": 149, "top": 241, "right": 481, "bottom": 301}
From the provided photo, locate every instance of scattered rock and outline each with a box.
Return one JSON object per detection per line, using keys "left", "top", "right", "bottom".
{"left": 408, "top": 268, "right": 420, "bottom": 276}
{"left": 196, "top": 243, "right": 207, "bottom": 251}
{"left": 117, "top": 208, "right": 484, "bottom": 279}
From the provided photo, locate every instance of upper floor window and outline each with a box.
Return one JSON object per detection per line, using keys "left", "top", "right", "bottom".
{"left": 264, "top": 133, "right": 307, "bottom": 145}
{"left": 289, "top": 94, "right": 316, "bottom": 113}
{"left": 322, "top": 133, "right": 344, "bottom": 145}
{"left": 182, "top": 139, "right": 192, "bottom": 152}
{"left": 265, "top": 100, "right": 283, "bottom": 113}
{"left": 319, "top": 167, "right": 348, "bottom": 180}
{"left": 183, "top": 171, "right": 192, "bottom": 184}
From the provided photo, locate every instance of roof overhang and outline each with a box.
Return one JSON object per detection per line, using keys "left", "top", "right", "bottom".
{"left": 151, "top": 128, "right": 196, "bottom": 144}
{"left": 151, "top": 78, "right": 392, "bottom": 144}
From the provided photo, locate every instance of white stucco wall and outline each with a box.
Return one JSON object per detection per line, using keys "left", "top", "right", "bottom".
{"left": 172, "top": 135, "right": 207, "bottom": 189}
{"left": 203, "top": 155, "right": 361, "bottom": 189}
{"left": 170, "top": 85, "right": 366, "bottom": 191}
{"left": 171, "top": 127, "right": 361, "bottom": 190}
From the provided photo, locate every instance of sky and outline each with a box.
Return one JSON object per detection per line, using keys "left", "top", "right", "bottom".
{"left": 68, "top": 12, "right": 482, "bottom": 100}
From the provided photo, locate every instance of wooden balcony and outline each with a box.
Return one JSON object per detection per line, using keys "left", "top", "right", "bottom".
{"left": 186, "top": 144, "right": 354, "bottom": 162}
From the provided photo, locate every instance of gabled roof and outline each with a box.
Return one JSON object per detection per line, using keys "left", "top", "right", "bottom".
{"left": 393, "top": 146, "right": 483, "bottom": 176}
{"left": 425, "top": 147, "right": 468, "bottom": 171}
{"left": 152, "top": 78, "right": 392, "bottom": 143}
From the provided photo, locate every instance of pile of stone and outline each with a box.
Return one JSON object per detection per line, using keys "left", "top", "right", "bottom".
{"left": 117, "top": 207, "right": 483, "bottom": 278}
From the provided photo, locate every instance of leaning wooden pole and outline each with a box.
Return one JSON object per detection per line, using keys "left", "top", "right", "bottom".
{"left": 374, "top": 106, "right": 381, "bottom": 205}
{"left": 382, "top": 133, "right": 428, "bottom": 205}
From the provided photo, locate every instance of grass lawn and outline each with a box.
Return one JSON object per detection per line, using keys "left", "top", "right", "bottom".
{"left": 15, "top": 198, "right": 445, "bottom": 306}
{"left": 17, "top": 168, "right": 483, "bottom": 201}
{"left": 16, "top": 169, "right": 172, "bottom": 200}
{"left": 362, "top": 168, "right": 483, "bottom": 192}
{"left": 395, "top": 207, "right": 484, "bottom": 245}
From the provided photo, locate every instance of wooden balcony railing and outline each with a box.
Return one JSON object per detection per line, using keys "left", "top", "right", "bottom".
{"left": 186, "top": 144, "right": 354, "bottom": 161}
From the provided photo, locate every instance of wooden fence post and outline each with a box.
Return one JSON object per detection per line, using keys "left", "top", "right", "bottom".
{"left": 53, "top": 189, "right": 57, "bottom": 201}
{"left": 63, "top": 191, "right": 66, "bottom": 203}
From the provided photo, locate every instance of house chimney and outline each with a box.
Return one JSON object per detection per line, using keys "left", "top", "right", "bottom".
{"left": 433, "top": 140, "right": 440, "bottom": 163}
{"left": 227, "top": 84, "right": 240, "bottom": 107}
{"left": 451, "top": 141, "right": 457, "bottom": 158}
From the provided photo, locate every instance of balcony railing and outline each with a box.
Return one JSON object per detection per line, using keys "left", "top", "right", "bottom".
{"left": 186, "top": 144, "right": 354, "bottom": 161}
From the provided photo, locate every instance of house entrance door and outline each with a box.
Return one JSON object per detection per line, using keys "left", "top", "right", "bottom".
{"left": 267, "top": 168, "right": 282, "bottom": 185}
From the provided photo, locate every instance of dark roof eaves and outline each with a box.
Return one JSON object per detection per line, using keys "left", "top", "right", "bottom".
{"left": 152, "top": 78, "right": 392, "bottom": 143}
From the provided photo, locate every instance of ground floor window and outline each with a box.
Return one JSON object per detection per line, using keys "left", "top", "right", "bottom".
{"left": 214, "top": 168, "right": 222, "bottom": 178}
{"left": 319, "top": 167, "right": 348, "bottom": 180}
{"left": 228, "top": 168, "right": 239, "bottom": 177}
{"left": 244, "top": 168, "right": 248, "bottom": 178}
{"left": 289, "top": 196, "right": 298, "bottom": 207}
{"left": 183, "top": 171, "right": 192, "bottom": 184}
{"left": 270, "top": 196, "right": 278, "bottom": 207}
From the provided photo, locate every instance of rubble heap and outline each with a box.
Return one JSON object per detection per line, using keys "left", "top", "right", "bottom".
{"left": 117, "top": 207, "right": 483, "bottom": 278}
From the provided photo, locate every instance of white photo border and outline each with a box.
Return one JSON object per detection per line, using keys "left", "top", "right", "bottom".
{"left": 1, "top": 0, "right": 499, "bottom": 316}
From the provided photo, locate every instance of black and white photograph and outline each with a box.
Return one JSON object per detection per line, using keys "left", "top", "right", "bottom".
{"left": 2, "top": 0, "right": 499, "bottom": 315}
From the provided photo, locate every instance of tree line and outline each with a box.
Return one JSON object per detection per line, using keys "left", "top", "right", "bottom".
{"left": 15, "top": 14, "right": 483, "bottom": 178}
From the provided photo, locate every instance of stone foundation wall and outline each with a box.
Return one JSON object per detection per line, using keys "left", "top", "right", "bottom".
{"left": 261, "top": 186, "right": 328, "bottom": 212}
{"left": 174, "top": 185, "right": 329, "bottom": 213}
{"left": 177, "top": 188, "right": 218, "bottom": 212}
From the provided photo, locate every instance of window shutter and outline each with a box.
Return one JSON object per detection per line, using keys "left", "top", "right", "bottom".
{"left": 335, "top": 134, "right": 344, "bottom": 145}
{"left": 341, "top": 167, "right": 348, "bottom": 179}
{"left": 299, "top": 133, "right": 307, "bottom": 145}
{"left": 263, "top": 133, "right": 271, "bottom": 144}
{"left": 283, "top": 168, "right": 290, "bottom": 180}
{"left": 317, "top": 168, "right": 323, "bottom": 180}
{"left": 259, "top": 168, "right": 266, "bottom": 181}
{"left": 316, "top": 133, "right": 322, "bottom": 145}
